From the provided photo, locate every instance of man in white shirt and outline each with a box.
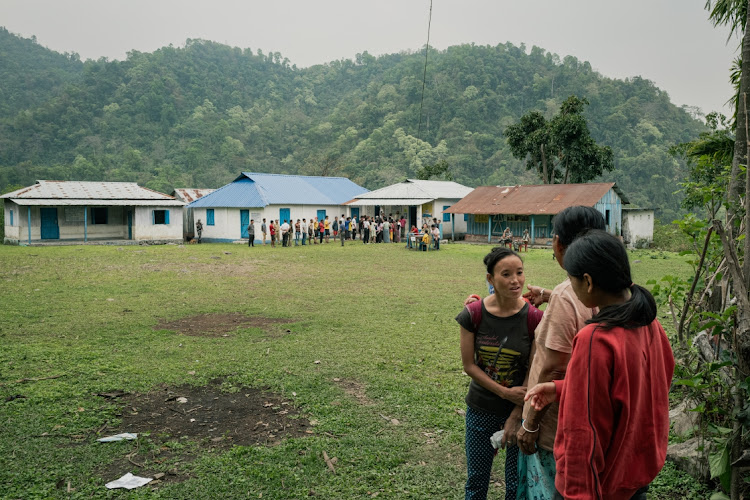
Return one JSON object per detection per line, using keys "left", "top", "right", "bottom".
{"left": 280, "top": 220, "right": 291, "bottom": 247}
{"left": 301, "top": 219, "right": 308, "bottom": 246}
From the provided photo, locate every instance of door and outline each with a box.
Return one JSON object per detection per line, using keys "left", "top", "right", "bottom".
{"left": 40, "top": 208, "right": 59, "bottom": 240}
{"left": 409, "top": 206, "right": 417, "bottom": 230}
{"left": 316, "top": 209, "right": 326, "bottom": 222}
{"left": 240, "top": 210, "right": 250, "bottom": 238}
{"left": 279, "top": 208, "right": 291, "bottom": 224}
{"left": 350, "top": 207, "right": 360, "bottom": 219}
{"left": 127, "top": 210, "right": 133, "bottom": 240}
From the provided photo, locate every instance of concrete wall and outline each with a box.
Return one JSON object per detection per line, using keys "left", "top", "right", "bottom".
{"left": 133, "top": 207, "right": 183, "bottom": 241}
{"left": 192, "top": 204, "right": 350, "bottom": 243}
{"left": 622, "top": 210, "right": 655, "bottom": 248}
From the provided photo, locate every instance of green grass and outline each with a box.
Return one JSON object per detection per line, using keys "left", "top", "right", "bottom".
{"left": 0, "top": 242, "right": 704, "bottom": 498}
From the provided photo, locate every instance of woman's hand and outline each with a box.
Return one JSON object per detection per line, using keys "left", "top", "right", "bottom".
{"left": 502, "top": 409, "right": 522, "bottom": 448}
{"left": 525, "top": 382, "right": 556, "bottom": 411}
{"left": 523, "top": 285, "right": 546, "bottom": 307}
{"left": 517, "top": 420, "right": 540, "bottom": 455}
{"left": 503, "top": 386, "right": 527, "bottom": 406}
{"left": 463, "top": 294, "right": 482, "bottom": 306}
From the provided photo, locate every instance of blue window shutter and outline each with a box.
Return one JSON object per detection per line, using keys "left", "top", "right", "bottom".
{"left": 207, "top": 209, "right": 215, "bottom": 226}
{"left": 443, "top": 206, "right": 451, "bottom": 222}
{"left": 152, "top": 210, "right": 155, "bottom": 225}
{"left": 165, "top": 210, "right": 170, "bottom": 225}
{"left": 464, "top": 214, "right": 468, "bottom": 221}
{"left": 10, "top": 210, "right": 13, "bottom": 226}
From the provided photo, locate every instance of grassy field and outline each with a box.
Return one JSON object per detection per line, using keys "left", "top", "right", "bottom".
{"left": 0, "top": 241, "right": 707, "bottom": 499}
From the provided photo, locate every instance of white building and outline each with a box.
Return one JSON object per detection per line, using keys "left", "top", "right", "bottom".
{"left": 346, "top": 179, "right": 474, "bottom": 239}
{"left": 2, "top": 180, "right": 184, "bottom": 245}
{"left": 187, "top": 172, "right": 368, "bottom": 243}
{"left": 622, "top": 208, "right": 655, "bottom": 248}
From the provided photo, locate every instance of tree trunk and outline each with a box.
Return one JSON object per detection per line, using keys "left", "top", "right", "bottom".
{"left": 729, "top": 0, "right": 750, "bottom": 236}
{"left": 540, "top": 144, "right": 549, "bottom": 184}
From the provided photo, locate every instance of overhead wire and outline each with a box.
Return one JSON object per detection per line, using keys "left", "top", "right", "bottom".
{"left": 417, "top": 0, "right": 433, "bottom": 142}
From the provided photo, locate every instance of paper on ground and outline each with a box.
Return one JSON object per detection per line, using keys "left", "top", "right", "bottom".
{"left": 97, "top": 433, "right": 138, "bottom": 442}
{"left": 105, "top": 472, "right": 153, "bottom": 489}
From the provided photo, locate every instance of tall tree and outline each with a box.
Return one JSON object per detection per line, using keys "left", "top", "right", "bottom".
{"left": 504, "top": 96, "right": 613, "bottom": 184}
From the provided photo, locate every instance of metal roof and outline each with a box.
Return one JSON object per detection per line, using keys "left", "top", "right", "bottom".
{"left": 10, "top": 199, "right": 184, "bottom": 207}
{"left": 1, "top": 180, "right": 180, "bottom": 202}
{"left": 352, "top": 179, "right": 473, "bottom": 202}
{"left": 172, "top": 188, "right": 215, "bottom": 203}
{"left": 187, "top": 172, "right": 369, "bottom": 208}
{"left": 443, "top": 183, "right": 629, "bottom": 215}
{"left": 346, "top": 198, "right": 433, "bottom": 206}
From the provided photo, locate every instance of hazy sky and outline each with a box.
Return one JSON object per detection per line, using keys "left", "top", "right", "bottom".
{"left": 0, "top": 0, "right": 739, "bottom": 116}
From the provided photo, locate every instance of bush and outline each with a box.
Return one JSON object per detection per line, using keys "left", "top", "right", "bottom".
{"left": 652, "top": 219, "right": 692, "bottom": 252}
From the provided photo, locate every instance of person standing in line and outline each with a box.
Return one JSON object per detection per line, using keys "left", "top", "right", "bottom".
{"left": 294, "top": 219, "right": 301, "bottom": 246}
{"left": 432, "top": 224, "right": 440, "bottom": 250}
{"left": 301, "top": 219, "right": 308, "bottom": 246}
{"left": 247, "top": 219, "right": 255, "bottom": 247}
{"left": 324, "top": 216, "right": 331, "bottom": 243}
{"left": 312, "top": 217, "right": 319, "bottom": 244}
{"left": 362, "top": 217, "right": 370, "bottom": 244}
{"left": 400, "top": 215, "right": 407, "bottom": 240}
{"left": 269, "top": 221, "right": 276, "bottom": 248}
{"left": 526, "top": 230, "right": 674, "bottom": 500}
{"left": 350, "top": 215, "right": 357, "bottom": 241}
{"left": 280, "top": 219, "right": 290, "bottom": 247}
{"left": 260, "top": 218, "right": 267, "bottom": 245}
{"left": 341, "top": 217, "right": 350, "bottom": 246}
{"left": 333, "top": 216, "right": 339, "bottom": 242}
{"left": 382, "top": 218, "right": 390, "bottom": 243}
{"left": 195, "top": 219, "right": 203, "bottom": 243}
{"left": 317, "top": 219, "right": 324, "bottom": 244}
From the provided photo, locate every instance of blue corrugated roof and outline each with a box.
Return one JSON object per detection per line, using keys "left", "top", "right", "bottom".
{"left": 187, "top": 173, "right": 368, "bottom": 208}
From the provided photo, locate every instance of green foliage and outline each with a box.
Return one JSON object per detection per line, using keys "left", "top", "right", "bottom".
{"left": 416, "top": 159, "right": 453, "bottom": 181}
{"left": 652, "top": 220, "right": 693, "bottom": 252}
{"left": 0, "top": 35, "right": 703, "bottom": 220}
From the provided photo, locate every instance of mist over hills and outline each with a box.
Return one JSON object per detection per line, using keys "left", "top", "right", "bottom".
{"left": 0, "top": 27, "right": 705, "bottom": 220}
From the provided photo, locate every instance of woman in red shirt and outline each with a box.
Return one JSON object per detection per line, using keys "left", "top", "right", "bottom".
{"left": 269, "top": 222, "right": 276, "bottom": 248}
{"left": 526, "top": 230, "right": 674, "bottom": 500}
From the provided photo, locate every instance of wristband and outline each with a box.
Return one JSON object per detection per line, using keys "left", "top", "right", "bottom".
{"left": 521, "top": 420, "right": 539, "bottom": 433}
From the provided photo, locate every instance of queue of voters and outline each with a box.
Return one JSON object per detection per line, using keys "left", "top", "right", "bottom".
{"left": 221, "top": 212, "right": 446, "bottom": 250}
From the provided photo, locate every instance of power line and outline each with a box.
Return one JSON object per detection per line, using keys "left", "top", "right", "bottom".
{"left": 417, "top": 0, "right": 433, "bottom": 142}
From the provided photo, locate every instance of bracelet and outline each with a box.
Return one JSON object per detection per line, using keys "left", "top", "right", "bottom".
{"left": 521, "top": 420, "right": 539, "bottom": 433}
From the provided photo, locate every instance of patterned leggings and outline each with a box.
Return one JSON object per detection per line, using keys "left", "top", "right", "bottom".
{"left": 465, "top": 407, "right": 519, "bottom": 500}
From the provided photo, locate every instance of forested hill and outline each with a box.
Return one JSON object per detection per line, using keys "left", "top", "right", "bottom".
{"left": 0, "top": 31, "right": 706, "bottom": 220}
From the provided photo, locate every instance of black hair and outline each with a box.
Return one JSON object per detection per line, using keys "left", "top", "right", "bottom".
{"left": 564, "top": 229, "right": 656, "bottom": 329}
{"left": 552, "top": 206, "right": 606, "bottom": 248}
{"left": 484, "top": 246, "right": 522, "bottom": 275}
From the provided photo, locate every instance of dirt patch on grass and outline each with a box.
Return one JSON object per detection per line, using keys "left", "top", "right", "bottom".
{"left": 100, "top": 379, "right": 312, "bottom": 486}
{"left": 333, "top": 378, "right": 374, "bottom": 406}
{"left": 155, "top": 313, "right": 293, "bottom": 337}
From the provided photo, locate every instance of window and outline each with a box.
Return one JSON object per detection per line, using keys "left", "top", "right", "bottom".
{"left": 9, "top": 209, "right": 13, "bottom": 226}
{"left": 91, "top": 207, "right": 108, "bottom": 224}
{"left": 443, "top": 206, "right": 451, "bottom": 222}
{"left": 206, "top": 209, "right": 215, "bottom": 226}
{"left": 464, "top": 214, "right": 468, "bottom": 222}
{"left": 153, "top": 209, "right": 170, "bottom": 225}
{"left": 605, "top": 209, "right": 611, "bottom": 225}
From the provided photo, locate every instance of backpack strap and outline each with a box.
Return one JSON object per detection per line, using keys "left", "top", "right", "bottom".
{"left": 526, "top": 304, "right": 543, "bottom": 340}
{"left": 467, "top": 298, "right": 483, "bottom": 333}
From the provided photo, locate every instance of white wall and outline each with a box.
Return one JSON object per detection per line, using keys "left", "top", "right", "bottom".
{"left": 623, "top": 210, "right": 654, "bottom": 248}
{"left": 193, "top": 204, "right": 351, "bottom": 242}
{"left": 133, "top": 207, "right": 183, "bottom": 241}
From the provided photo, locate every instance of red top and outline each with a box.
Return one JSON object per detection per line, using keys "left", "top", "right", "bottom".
{"left": 552, "top": 320, "right": 674, "bottom": 500}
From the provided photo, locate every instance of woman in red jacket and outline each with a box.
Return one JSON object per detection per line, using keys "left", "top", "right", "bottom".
{"left": 526, "top": 230, "right": 674, "bottom": 500}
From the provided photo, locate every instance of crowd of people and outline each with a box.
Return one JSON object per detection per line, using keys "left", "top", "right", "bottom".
{"left": 242, "top": 213, "right": 445, "bottom": 250}
{"left": 458, "top": 206, "right": 674, "bottom": 500}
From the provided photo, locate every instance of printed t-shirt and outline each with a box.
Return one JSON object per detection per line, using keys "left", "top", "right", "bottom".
{"left": 324, "top": 220, "right": 330, "bottom": 230}
{"left": 522, "top": 278, "right": 596, "bottom": 451}
{"left": 456, "top": 301, "right": 534, "bottom": 417}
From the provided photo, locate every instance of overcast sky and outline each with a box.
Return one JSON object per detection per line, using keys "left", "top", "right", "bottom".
{"left": 0, "top": 0, "right": 739, "bottom": 117}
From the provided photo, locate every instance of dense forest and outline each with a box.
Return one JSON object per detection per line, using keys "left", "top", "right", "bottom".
{"left": 0, "top": 27, "right": 707, "bottom": 220}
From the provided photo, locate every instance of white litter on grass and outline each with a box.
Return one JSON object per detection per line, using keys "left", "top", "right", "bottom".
{"left": 490, "top": 430, "right": 505, "bottom": 449}
{"left": 105, "top": 472, "right": 153, "bottom": 490}
{"left": 176, "top": 397, "right": 188, "bottom": 403}
{"left": 97, "top": 433, "right": 137, "bottom": 442}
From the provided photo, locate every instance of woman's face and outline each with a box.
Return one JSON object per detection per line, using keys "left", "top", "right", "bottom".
{"left": 568, "top": 274, "right": 595, "bottom": 307}
{"left": 488, "top": 255, "right": 525, "bottom": 299}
